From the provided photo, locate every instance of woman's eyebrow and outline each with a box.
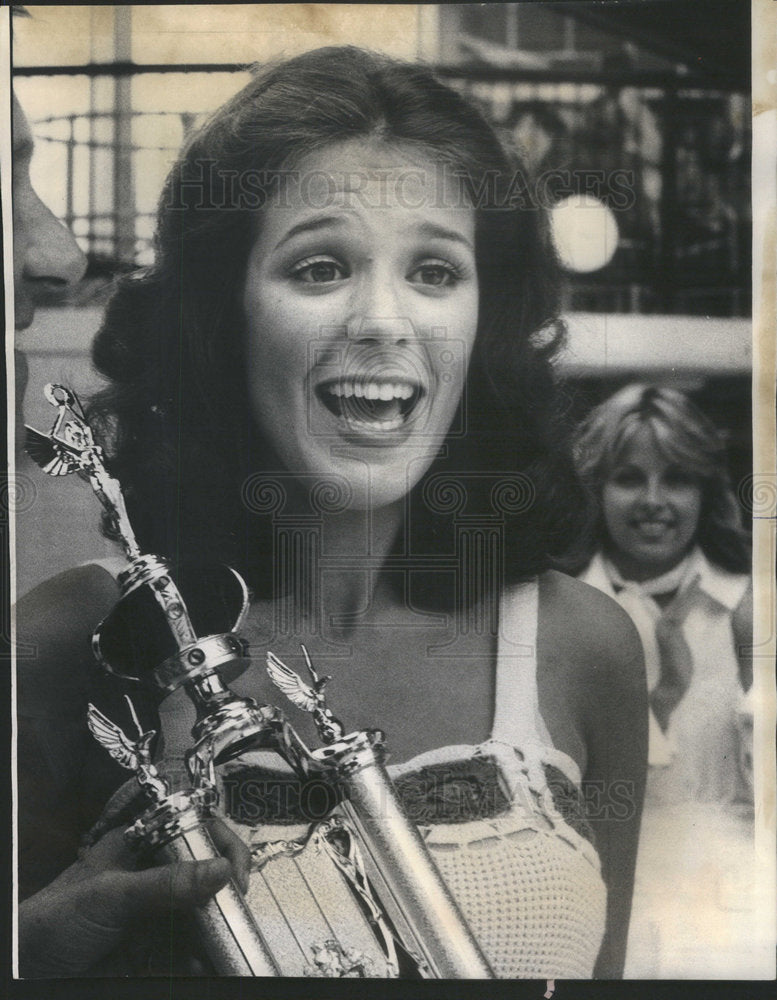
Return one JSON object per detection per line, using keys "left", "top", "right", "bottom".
{"left": 413, "top": 220, "right": 475, "bottom": 252}
{"left": 272, "top": 214, "right": 347, "bottom": 251}
{"left": 270, "top": 214, "right": 475, "bottom": 253}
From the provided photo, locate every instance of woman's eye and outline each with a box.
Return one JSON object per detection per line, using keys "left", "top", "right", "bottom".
{"left": 610, "top": 469, "right": 643, "bottom": 487}
{"left": 664, "top": 469, "right": 696, "bottom": 488}
{"left": 289, "top": 257, "right": 347, "bottom": 284}
{"left": 409, "top": 260, "right": 460, "bottom": 287}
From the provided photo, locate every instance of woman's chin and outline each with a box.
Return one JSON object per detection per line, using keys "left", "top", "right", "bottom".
{"left": 608, "top": 544, "right": 693, "bottom": 582}
{"left": 329, "top": 460, "right": 424, "bottom": 511}
{"left": 286, "top": 437, "right": 443, "bottom": 512}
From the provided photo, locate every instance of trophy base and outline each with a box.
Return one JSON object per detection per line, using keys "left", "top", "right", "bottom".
{"left": 244, "top": 818, "right": 399, "bottom": 978}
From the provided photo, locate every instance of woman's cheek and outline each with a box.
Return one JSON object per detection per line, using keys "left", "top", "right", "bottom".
{"left": 443, "top": 293, "right": 477, "bottom": 343}
{"left": 602, "top": 485, "right": 629, "bottom": 515}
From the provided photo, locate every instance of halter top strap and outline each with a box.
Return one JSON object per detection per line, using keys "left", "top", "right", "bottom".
{"left": 491, "top": 578, "right": 550, "bottom": 745}
{"left": 491, "top": 577, "right": 583, "bottom": 790}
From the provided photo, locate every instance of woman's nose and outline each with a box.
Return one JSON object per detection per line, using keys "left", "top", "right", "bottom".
{"left": 348, "top": 313, "right": 415, "bottom": 343}
{"left": 642, "top": 475, "right": 666, "bottom": 507}
{"left": 22, "top": 195, "right": 87, "bottom": 294}
{"left": 346, "top": 272, "right": 414, "bottom": 343}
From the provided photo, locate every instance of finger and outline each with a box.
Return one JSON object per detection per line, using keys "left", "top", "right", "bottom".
{"left": 205, "top": 818, "right": 251, "bottom": 894}
{"left": 80, "top": 826, "right": 140, "bottom": 873}
{"left": 112, "top": 857, "right": 232, "bottom": 914}
{"left": 86, "top": 778, "right": 146, "bottom": 843}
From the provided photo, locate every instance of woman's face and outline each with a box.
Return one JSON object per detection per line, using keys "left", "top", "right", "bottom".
{"left": 242, "top": 139, "right": 478, "bottom": 509}
{"left": 601, "top": 423, "right": 702, "bottom": 581}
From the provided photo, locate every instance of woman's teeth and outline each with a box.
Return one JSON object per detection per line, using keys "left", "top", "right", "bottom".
{"left": 318, "top": 379, "right": 421, "bottom": 429}
{"left": 327, "top": 381, "right": 415, "bottom": 401}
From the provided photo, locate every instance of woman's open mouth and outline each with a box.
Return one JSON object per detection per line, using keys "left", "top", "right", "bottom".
{"left": 316, "top": 378, "right": 425, "bottom": 432}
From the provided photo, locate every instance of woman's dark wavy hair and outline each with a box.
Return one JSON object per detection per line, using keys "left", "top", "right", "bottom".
{"left": 572, "top": 384, "right": 750, "bottom": 574}
{"left": 89, "top": 46, "right": 592, "bottom": 604}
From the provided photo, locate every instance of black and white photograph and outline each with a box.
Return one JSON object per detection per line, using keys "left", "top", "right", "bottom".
{"left": 3, "top": 1, "right": 775, "bottom": 992}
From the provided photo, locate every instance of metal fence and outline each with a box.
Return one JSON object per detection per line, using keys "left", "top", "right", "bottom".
{"left": 447, "top": 70, "right": 750, "bottom": 316}
{"left": 31, "top": 107, "right": 200, "bottom": 265}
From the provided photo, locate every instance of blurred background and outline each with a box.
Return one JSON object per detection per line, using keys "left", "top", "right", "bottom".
{"left": 11, "top": 2, "right": 753, "bottom": 595}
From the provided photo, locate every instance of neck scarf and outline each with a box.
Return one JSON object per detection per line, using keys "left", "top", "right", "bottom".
{"left": 604, "top": 552, "right": 693, "bottom": 600}
{"left": 602, "top": 550, "right": 697, "bottom": 767}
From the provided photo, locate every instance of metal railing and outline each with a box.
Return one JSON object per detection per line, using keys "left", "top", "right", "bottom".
{"left": 32, "top": 109, "right": 201, "bottom": 265}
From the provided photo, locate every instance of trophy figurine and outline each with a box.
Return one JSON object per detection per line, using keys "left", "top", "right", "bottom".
{"left": 26, "top": 385, "right": 287, "bottom": 776}
{"left": 85, "top": 697, "right": 278, "bottom": 975}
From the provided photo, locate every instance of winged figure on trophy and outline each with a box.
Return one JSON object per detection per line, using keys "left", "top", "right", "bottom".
{"left": 25, "top": 385, "right": 140, "bottom": 559}
{"left": 87, "top": 697, "right": 166, "bottom": 802}
{"left": 266, "top": 646, "right": 345, "bottom": 745}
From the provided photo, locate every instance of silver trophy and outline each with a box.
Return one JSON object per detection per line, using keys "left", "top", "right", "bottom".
{"left": 25, "top": 384, "right": 494, "bottom": 979}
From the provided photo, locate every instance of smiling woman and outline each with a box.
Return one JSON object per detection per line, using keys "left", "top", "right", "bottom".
{"left": 15, "top": 46, "right": 647, "bottom": 980}
{"left": 599, "top": 424, "right": 704, "bottom": 581}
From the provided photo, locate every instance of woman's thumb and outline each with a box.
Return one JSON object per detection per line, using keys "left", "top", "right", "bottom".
{"left": 116, "top": 857, "right": 232, "bottom": 913}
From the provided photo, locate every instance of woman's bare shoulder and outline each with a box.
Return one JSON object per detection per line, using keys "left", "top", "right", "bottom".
{"left": 16, "top": 564, "right": 121, "bottom": 676}
{"left": 532, "top": 571, "right": 646, "bottom": 777}
{"left": 536, "top": 570, "right": 647, "bottom": 779}
{"left": 538, "top": 569, "right": 644, "bottom": 676}
{"left": 18, "top": 563, "right": 121, "bottom": 617}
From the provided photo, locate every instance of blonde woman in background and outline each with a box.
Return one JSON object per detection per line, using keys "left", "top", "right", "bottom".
{"left": 574, "top": 383, "right": 755, "bottom": 977}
